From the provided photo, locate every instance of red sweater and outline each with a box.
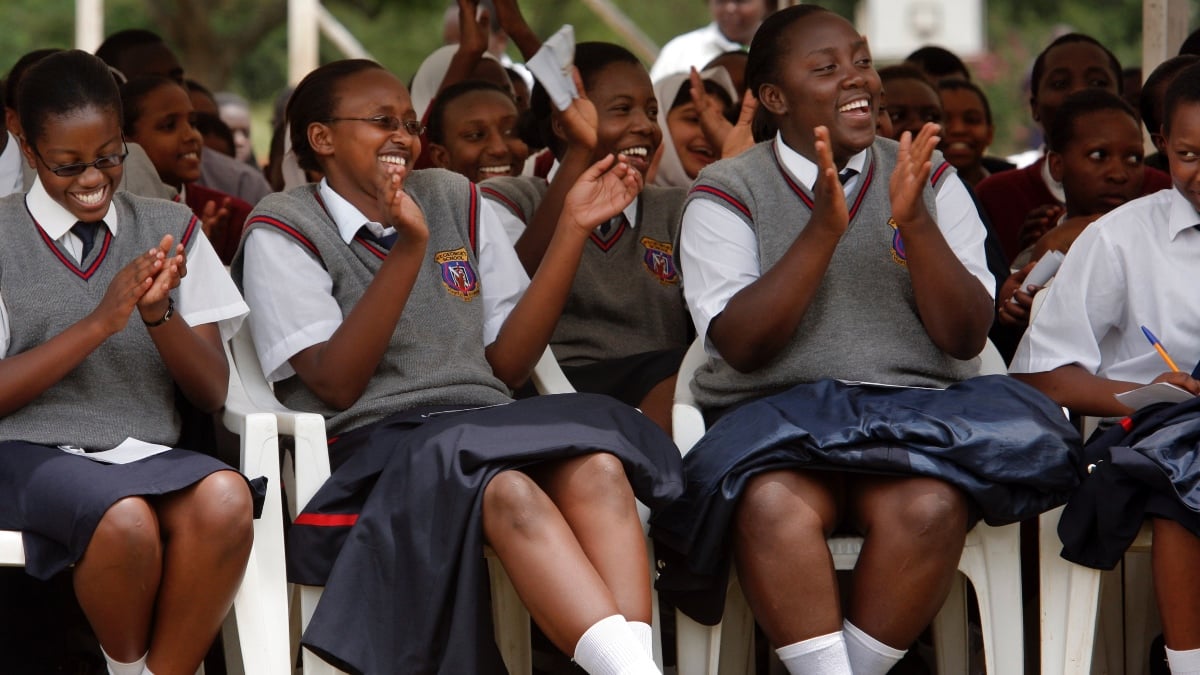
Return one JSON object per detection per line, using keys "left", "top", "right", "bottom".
{"left": 974, "top": 156, "right": 1173, "bottom": 264}
{"left": 183, "top": 182, "right": 254, "bottom": 265}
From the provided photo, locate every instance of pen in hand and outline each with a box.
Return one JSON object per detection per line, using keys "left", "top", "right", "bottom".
{"left": 1141, "top": 325, "right": 1181, "bottom": 373}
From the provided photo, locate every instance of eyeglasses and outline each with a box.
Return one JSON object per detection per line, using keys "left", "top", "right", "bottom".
{"left": 326, "top": 115, "right": 425, "bottom": 136}
{"left": 33, "top": 143, "right": 129, "bottom": 178}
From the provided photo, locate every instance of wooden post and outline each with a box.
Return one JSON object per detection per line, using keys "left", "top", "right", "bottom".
{"left": 288, "top": 0, "right": 320, "bottom": 86}
{"left": 1142, "top": 0, "right": 1191, "bottom": 79}
{"left": 74, "top": 0, "right": 104, "bottom": 53}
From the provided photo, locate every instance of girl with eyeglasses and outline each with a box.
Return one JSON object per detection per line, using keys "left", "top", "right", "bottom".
{"left": 0, "top": 49, "right": 258, "bottom": 675}
{"left": 234, "top": 58, "right": 681, "bottom": 675}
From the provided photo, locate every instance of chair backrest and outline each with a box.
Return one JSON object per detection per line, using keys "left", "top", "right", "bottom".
{"left": 530, "top": 347, "right": 575, "bottom": 395}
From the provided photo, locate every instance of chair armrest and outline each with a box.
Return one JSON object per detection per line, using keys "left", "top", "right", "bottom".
{"left": 531, "top": 346, "right": 575, "bottom": 395}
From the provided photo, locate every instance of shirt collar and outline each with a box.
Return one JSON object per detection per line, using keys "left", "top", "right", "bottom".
{"left": 1039, "top": 154, "right": 1066, "bottom": 203}
{"left": 774, "top": 132, "right": 868, "bottom": 191}
{"left": 1168, "top": 186, "right": 1200, "bottom": 240}
{"left": 25, "top": 176, "right": 118, "bottom": 239}
{"left": 318, "top": 178, "right": 393, "bottom": 243}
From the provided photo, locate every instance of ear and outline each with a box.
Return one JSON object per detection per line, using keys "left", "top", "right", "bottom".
{"left": 17, "top": 129, "right": 36, "bottom": 169}
{"left": 1151, "top": 131, "right": 1167, "bottom": 153}
{"left": 550, "top": 111, "right": 568, "bottom": 144}
{"left": 307, "top": 121, "right": 335, "bottom": 161}
{"left": 429, "top": 143, "right": 450, "bottom": 169}
{"left": 757, "top": 83, "right": 788, "bottom": 117}
{"left": 1047, "top": 150, "right": 1064, "bottom": 183}
{"left": 1029, "top": 94, "right": 1040, "bottom": 123}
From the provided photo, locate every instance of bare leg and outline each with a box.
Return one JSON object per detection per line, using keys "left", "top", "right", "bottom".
{"left": 732, "top": 469, "right": 844, "bottom": 647}
{"left": 1152, "top": 517, "right": 1200, "bottom": 650}
{"left": 482, "top": 467, "right": 622, "bottom": 654}
{"left": 73, "top": 497, "right": 163, "bottom": 661}
{"left": 637, "top": 376, "right": 676, "bottom": 436}
{"left": 532, "top": 453, "right": 652, "bottom": 622}
{"left": 146, "top": 471, "right": 254, "bottom": 675}
{"left": 845, "top": 474, "right": 968, "bottom": 648}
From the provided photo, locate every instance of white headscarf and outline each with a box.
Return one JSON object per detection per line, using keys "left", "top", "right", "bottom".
{"left": 410, "top": 45, "right": 505, "bottom": 122}
{"left": 652, "top": 66, "right": 737, "bottom": 188}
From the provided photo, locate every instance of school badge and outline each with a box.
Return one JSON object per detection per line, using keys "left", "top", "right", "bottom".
{"left": 435, "top": 248, "right": 480, "bottom": 300}
{"left": 640, "top": 237, "right": 680, "bottom": 286}
{"left": 886, "top": 217, "right": 907, "bottom": 267}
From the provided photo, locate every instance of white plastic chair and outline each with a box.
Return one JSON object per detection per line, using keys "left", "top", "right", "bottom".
{"left": 229, "top": 328, "right": 578, "bottom": 674}
{"left": 0, "top": 331, "right": 292, "bottom": 675}
{"left": 671, "top": 338, "right": 1024, "bottom": 675}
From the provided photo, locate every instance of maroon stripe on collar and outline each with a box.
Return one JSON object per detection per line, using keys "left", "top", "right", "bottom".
{"left": 589, "top": 217, "right": 627, "bottom": 251}
{"left": 774, "top": 144, "right": 876, "bottom": 222}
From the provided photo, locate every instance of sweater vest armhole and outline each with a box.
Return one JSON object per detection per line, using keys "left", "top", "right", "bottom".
{"left": 180, "top": 214, "right": 200, "bottom": 249}
{"left": 479, "top": 185, "right": 525, "bottom": 224}
{"left": 245, "top": 215, "right": 326, "bottom": 268}
{"left": 468, "top": 182, "right": 480, "bottom": 257}
{"left": 930, "top": 161, "right": 952, "bottom": 189}
{"left": 688, "top": 184, "right": 754, "bottom": 224}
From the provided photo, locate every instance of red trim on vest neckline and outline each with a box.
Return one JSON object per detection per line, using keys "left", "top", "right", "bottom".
{"left": 30, "top": 209, "right": 112, "bottom": 281}
{"left": 589, "top": 216, "right": 627, "bottom": 252}
{"left": 294, "top": 513, "right": 359, "bottom": 527}
{"left": 774, "top": 146, "right": 876, "bottom": 222}
{"left": 354, "top": 235, "right": 388, "bottom": 260}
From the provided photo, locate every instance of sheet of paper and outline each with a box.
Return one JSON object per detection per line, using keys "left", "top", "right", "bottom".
{"left": 1024, "top": 250, "right": 1065, "bottom": 288}
{"left": 527, "top": 25, "right": 578, "bottom": 111}
{"left": 1114, "top": 382, "right": 1196, "bottom": 409}
{"left": 60, "top": 437, "right": 173, "bottom": 465}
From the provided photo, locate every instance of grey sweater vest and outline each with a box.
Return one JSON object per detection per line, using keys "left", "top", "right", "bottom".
{"left": 687, "top": 138, "right": 980, "bottom": 410}
{"left": 0, "top": 193, "right": 202, "bottom": 448}
{"left": 481, "top": 177, "right": 691, "bottom": 366}
{"left": 233, "top": 171, "right": 511, "bottom": 436}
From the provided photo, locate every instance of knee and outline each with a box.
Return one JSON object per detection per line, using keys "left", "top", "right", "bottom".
{"left": 889, "top": 482, "right": 968, "bottom": 545}
{"left": 736, "top": 472, "right": 830, "bottom": 543}
{"left": 567, "top": 453, "right": 634, "bottom": 506}
{"left": 482, "top": 470, "right": 553, "bottom": 535}
{"left": 91, "top": 497, "right": 161, "bottom": 560}
{"left": 187, "top": 471, "right": 254, "bottom": 551}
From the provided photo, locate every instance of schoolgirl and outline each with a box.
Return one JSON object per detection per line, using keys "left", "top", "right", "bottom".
{"left": 0, "top": 50, "right": 256, "bottom": 675}
{"left": 234, "top": 59, "right": 681, "bottom": 674}
{"left": 481, "top": 42, "right": 692, "bottom": 431}
{"left": 648, "top": 7, "right": 1079, "bottom": 674}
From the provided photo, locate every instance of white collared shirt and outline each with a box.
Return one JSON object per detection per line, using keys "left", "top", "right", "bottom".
{"left": 1010, "top": 188, "right": 1200, "bottom": 382}
{"left": 649, "top": 22, "right": 744, "bottom": 83}
{"left": 681, "top": 134, "right": 994, "bottom": 354}
{"left": 0, "top": 177, "right": 248, "bottom": 356}
{"left": 241, "top": 178, "right": 530, "bottom": 382}
{"left": 0, "top": 131, "right": 24, "bottom": 198}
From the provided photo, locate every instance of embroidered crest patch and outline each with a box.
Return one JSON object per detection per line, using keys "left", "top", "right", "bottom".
{"left": 640, "top": 237, "right": 679, "bottom": 285}
{"left": 887, "top": 217, "right": 907, "bottom": 266}
{"left": 436, "top": 248, "right": 480, "bottom": 300}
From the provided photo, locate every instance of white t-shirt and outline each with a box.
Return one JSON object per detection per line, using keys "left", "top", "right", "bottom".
{"left": 649, "top": 22, "right": 744, "bottom": 83}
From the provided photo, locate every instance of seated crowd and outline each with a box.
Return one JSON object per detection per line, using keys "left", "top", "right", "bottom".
{"left": 1, "top": 1, "right": 1199, "bottom": 674}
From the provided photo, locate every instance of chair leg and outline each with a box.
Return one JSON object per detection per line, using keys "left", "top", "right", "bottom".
{"left": 1039, "top": 507, "right": 1102, "bottom": 675}
{"left": 674, "top": 608, "right": 723, "bottom": 675}
{"left": 717, "top": 574, "right": 756, "bottom": 675}
{"left": 487, "top": 551, "right": 533, "bottom": 675}
{"left": 932, "top": 572, "right": 969, "bottom": 674}
{"left": 958, "top": 523, "right": 1023, "bottom": 675}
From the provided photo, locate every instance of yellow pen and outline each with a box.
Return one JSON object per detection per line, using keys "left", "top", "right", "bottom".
{"left": 1141, "top": 325, "right": 1181, "bottom": 373}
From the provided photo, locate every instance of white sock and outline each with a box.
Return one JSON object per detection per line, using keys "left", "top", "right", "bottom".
{"left": 627, "top": 620, "right": 653, "bottom": 659}
{"left": 1166, "top": 645, "right": 1200, "bottom": 674}
{"left": 775, "top": 631, "right": 852, "bottom": 675}
{"left": 572, "top": 614, "right": 661, "bottom": 675}
{"left": 843, "top": 620, "right": 907, "bottom": 675}
{"left": 100, "top": 647, "right": 147, "bottom": 675}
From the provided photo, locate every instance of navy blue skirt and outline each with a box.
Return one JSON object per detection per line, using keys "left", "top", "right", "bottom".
{"left": 0, "top": 441, "right": 250, "bottom": 579}
{"left": 288, "top": 392, "right": 683, "bottom": 675}
{"left": 649, "top": 375, "right": 1082, "bottom": 624}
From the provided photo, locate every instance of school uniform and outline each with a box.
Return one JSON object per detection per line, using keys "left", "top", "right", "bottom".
{"left": 234, "top": 170, "right": 683, "bottom": 675}
{"left": 1010, "top": 188, "right": 1200, "bottom": 568}
{"left": 0, "top": 178, "right": 254, "bottom": 580}
{"left": 482, "top": 174, "right": 692, "bottom": 406}
{"left": 648, "top": 136, "right": 1081, "bottom": 623}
